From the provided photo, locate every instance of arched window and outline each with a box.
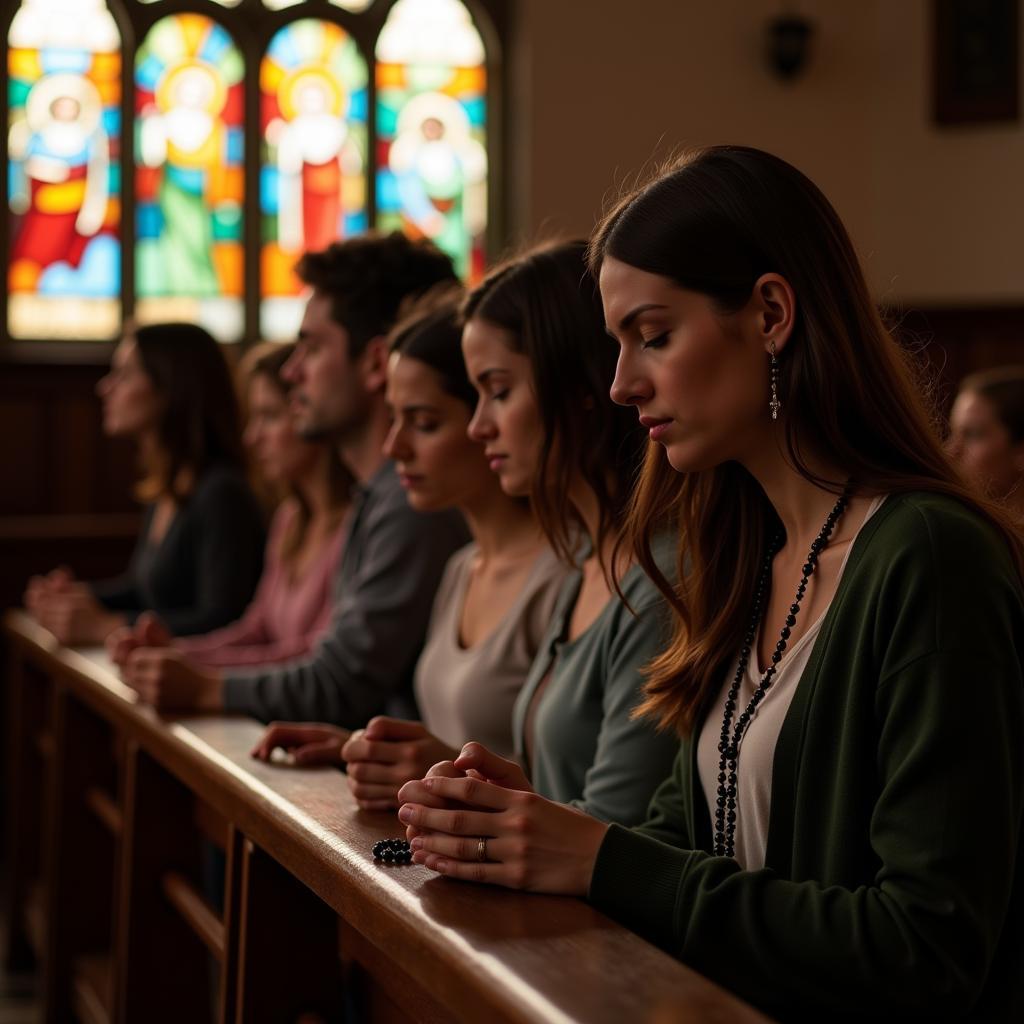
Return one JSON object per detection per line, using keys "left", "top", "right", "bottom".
{"left": 6, "top": 0, "right": 122, "bottom": 340}
{"left": 2, "top": 0, "right": 501, "bottom": 345}
{"left": 260, "top": 17, "right": 368, "bottom": 340}
{"left": 135, "top": 13, "right": 246, "bottom": 339}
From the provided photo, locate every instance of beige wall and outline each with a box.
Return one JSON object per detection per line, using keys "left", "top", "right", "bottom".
{"left": 507, "top": 0, "right": 1024, "bottom": 305}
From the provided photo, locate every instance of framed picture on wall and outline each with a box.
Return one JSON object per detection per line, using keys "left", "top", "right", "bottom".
{"left": 933, "top": 0, "right": 1020, "bottom": 124}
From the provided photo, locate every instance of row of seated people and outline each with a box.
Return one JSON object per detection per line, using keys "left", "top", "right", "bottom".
{"left": 23, "top": 145, "right": 1024, "bottom": 1022}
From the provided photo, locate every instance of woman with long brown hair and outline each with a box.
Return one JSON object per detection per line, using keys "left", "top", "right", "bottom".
{"left": 396, "top": 148, "right": 1023, "bottom": 1021}
{"left": 26, "top": 322, "right": 265, "bottom": 644}
{"left": 110, "top": 342, "right": 353, "bottom": 680}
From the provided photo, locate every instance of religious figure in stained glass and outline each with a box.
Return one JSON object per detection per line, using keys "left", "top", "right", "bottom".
{"left": 2, "top": 0, "right": 494, "bottom": 345}
{"left": 376, "top": 0, "right": 487, "bottom": 280}
{"left": 135, "top": 14, "right": 244, "bottom": 339}
{"left": 6, "top": 0, "right": 121, "bottom": 339}
{"left": 260, "top": 18, "right": 368, "bottom": 340}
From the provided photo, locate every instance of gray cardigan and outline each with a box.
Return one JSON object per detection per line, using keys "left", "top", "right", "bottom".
{"left": 512, "top": 542, "right": 679, "bottom": 825}
{"left": 223, "top": 461, "right": 469, "bottom": 727}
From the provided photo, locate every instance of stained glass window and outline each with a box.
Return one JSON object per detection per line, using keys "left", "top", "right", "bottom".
{"left": 376, "top": 0, "right": 487, "bottom": 280}
{"left": 135, "top": 14, "right": 245, "bottom": 341}
{"left": 2, "top": 0, "right": 495, "bottom": 346}
{"left": 7, "top": 0, "right": 122, "bottom": 339}
{"left": 260, "top": 19, "right": 368, "bottom": 341}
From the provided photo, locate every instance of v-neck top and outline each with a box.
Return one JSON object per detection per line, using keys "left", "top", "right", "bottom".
{"left": 697, "top": 496, "right": 886, "bottom": 869}
{"left": 413, "top": 543, "right": 568, "bottom": 758}
{"left": 511, "top": 536, "right": 680, "bottom": 825}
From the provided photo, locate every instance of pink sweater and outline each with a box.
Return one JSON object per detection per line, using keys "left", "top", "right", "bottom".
{"left": 177, "top": 501, "right": 348, "bottom": 669}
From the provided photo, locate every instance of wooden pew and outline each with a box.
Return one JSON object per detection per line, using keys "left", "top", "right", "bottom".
{"left": 3, "top": 608, "right": 773, "bottom": 1024}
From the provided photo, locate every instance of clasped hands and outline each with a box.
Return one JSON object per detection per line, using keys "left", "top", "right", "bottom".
{"left": 24, "top": 567, "right": 125, "bottom": 645}
{"left": 106, "top": 613, "right": 222, "bottom": 711}
{"left": 396, "top": 742, "right": 609, "bottom": 897}
{"left": 250, "top": 716, "right": 457, "bottom": 811}
{"left": 248, "top": 721, "right": 608, "bottom": 895}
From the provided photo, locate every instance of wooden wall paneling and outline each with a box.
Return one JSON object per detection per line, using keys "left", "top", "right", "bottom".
{"left": 0, "top": 397, "right": 45, "bottom": 515}
{"left": 891, "top": 305, "right": 1024, "bottom": 412}
{"left": 233, "top": 839, "right": 344, "bottom": 1024}
{"left": 54, "top": 396, "right": 103, "bottom": 514}
{"left": 42, "top": 687, "right": 118, "bottom": 1023}
{"left": 115, "top": 744, "right": 215, "bottom": 1024}
{"left": 0, "top": 362, "right": 137, "bottom": 519}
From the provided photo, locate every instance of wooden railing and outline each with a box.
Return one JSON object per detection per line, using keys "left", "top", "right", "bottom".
{"left": 3, "top": 608, "right": 772, "bottom": 1024}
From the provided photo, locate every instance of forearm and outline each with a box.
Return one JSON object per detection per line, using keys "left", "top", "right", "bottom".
{"left": 589, "top": 827, "right": 993, "bottom": 1017}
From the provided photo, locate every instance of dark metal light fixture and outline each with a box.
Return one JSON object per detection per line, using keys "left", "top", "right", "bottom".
{"left": 766, "top": 14, "right": 815, "bottom": 80}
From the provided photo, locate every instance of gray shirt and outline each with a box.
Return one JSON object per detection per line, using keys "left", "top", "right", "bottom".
{"left": 223, "top": 461, "right": 469, "bottom": 727}
{"left": 512, "top": 542, "right": 679, "bottom": 826}
{"left": 414, "top": 543, "right": 568, "bottom": 758}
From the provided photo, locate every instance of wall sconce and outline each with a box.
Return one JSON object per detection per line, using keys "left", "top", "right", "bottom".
{"left": 766, "top": 14, "right": 815, "bottom": 80}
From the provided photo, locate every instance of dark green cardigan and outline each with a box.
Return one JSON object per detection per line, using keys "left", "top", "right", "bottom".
{"left": 589, "top": 492, "right": 1024, "bottom": 1022}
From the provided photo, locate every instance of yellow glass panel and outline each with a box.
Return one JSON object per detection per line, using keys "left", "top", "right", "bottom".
{"left": 9, "top": 49, "right": 42, "bottom": 81}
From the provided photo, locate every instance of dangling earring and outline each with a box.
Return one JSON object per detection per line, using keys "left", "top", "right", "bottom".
{"left": 769, "top": 341, "right": 781, "bottom": 421}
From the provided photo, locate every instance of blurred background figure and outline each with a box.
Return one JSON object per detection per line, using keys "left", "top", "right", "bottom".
{"left": 109, "top": 341, "right": 353, "bottom": 675}
{"left": 24, "top": 321, "right": 265, "bottom": 645}
{"left": 948, "top": 367, "right": 1024, "bottom": 516}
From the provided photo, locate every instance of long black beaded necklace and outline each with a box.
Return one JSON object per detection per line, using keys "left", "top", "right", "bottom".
{"left": 713, "top": 486, "right": 851, "bottom": 858}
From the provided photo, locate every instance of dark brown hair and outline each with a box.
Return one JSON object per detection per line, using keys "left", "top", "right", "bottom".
{"left": 588, "top": 145, "right": 1024, "bottom": 735}
{"left": 463, "top": 241, "right": 646, "bottom": 565}
{"left": 295, "top": 232, "right": 458, "bottom": 358}
{"left": 134, "top": 322, "right": 244, "bottom": 503}
{"left": 241, "top": 342, "right": 353, "bottom": 571}
{"left": 959, "top": 366, "right": 1024, "bottom": 443}
{"left": 389, "top": 285, "right": 475, "bottom": 410}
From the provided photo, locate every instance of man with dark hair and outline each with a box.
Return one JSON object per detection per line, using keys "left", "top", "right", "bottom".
{"left": 120, "top": 232, "right": 469, "bottom": 727}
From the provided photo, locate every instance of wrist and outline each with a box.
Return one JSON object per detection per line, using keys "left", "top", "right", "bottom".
{"left": 574, "top": 814, "right": 611, "bottom": 897}
{"left": 197, "top": 670, "right": 225, "bottom": 712}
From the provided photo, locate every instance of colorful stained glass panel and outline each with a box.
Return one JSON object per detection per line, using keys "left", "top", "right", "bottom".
{"left": 7, "top": 0, "right": 122, "bottom": 339}
{"left": 375, "top": 0, "right": 487, "bottom": 280}
{"left": 135, "top": 14, "right": 245, "bottom": 341}
{"left": 260, "top": 19, "right": 368, "bottom": 341}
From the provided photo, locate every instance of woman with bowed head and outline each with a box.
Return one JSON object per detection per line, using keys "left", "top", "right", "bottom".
{"left": 251, "top": 290, "right": 567, "bottom": 797}
{"left": 25, "top": 322, "right": 265, "bottom": 645}
{"left": 398, "top": 148, "right": 1023, "bottom": 1022}
{"left": 391, "top": 240, "right": 679, "bottom": 828}
{"left": 108, "top": 342, "right": 354, "bottom": 701}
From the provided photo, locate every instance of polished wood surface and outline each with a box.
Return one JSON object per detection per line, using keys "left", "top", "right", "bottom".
{"left": 3, "top": 608, "right": 772, "bottom": 1024}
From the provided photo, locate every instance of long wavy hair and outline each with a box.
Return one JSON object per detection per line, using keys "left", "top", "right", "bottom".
{"left": 463, "top": 241, "right": 646, "bottom": 566}
{"left": 588, "top": 145, "right": 1024, "bottom": 736}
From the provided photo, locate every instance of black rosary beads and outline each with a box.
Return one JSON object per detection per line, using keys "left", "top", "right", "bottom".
{"left": 372, "top": 838, "right": 412, "bottom": 864}
{"left": 714, "top": 486, "right": 851, "bottom": 859}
